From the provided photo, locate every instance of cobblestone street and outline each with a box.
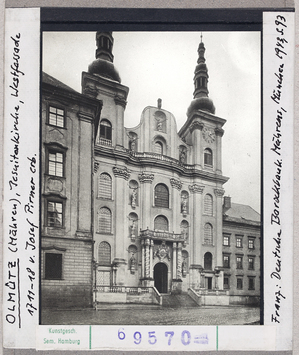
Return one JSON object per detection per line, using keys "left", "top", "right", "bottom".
{"left": 41, "top": 304, "right": 260, "bottom": 325}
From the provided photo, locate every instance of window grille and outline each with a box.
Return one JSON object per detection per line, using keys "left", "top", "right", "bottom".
{"left": 204, "top": 148, "right": 213, "bottom": 166}
{"left": 154, "top": 141, "right": 163, "bottom": 155}
{"left": 204, "top": 194, "right": 213, "bottom": 215}
{"left": 154, "top": 184, "right": 169, "bottom": 208}
{"left": 154, "top": 215, "right": 168, "bottom": 231}
{"left": 98, "top": 241, "right": 111, "bottom": 265}
{"left": 99, "top": 119, "right": 112, "bottom": 144}
{"left": 204, "top": 223, "right": 213, "bottom": 245}
{"left": 98, "top": 207, "right": 112, "bottom": 233}
{"left": 98, "top": 173, "right": 112, "bottom": 199}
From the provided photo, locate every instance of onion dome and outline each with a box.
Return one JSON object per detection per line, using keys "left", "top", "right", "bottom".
{"left": 88, "top": 32, "right": 121, "bottom": 83}
{"left": 187, "top": 34, "right": 215, "bottom": 115}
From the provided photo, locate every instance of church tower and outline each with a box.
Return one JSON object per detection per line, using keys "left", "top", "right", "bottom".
{"left": 82, "top": 32, "right": 129, "bottom": 148}
{"left": 179, "top": 35, "right": 229, "bottom": 291}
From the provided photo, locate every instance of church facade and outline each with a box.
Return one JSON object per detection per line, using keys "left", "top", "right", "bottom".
{"left": 41, "top": 32, "right": 260, "bottom": 309}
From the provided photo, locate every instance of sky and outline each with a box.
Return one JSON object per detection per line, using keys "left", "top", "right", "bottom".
{"left": 43, "top": 31, "right": 261, "bottom": 212}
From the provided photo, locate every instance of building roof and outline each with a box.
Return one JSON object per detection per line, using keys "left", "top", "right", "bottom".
{"left": 223, "top": 202, "right": 260, "bottom": 225}
{"left": 42, "top": 72, "right": 78, "bottom": 93}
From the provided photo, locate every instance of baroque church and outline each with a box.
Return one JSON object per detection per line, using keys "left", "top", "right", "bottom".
{"left": 41, "top": 32, "right": 260, "bottom": 309}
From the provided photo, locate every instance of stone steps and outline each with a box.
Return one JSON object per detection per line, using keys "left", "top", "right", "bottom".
{"left": 162, "top": 293, "right": 199, "bottom": 308}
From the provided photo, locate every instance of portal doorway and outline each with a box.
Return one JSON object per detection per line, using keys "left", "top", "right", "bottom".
{"left": 205, "top": 277, "right": 212, "bottom": 290}
{"left": 154, "top": 263, "right": 168, "bottom": 293}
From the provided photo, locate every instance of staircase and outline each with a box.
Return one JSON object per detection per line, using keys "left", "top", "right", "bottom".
{"left": 161, "top": 293, "right": 199, "bottom": 308}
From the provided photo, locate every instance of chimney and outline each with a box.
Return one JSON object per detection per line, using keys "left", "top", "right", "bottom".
{"left": 223, "top": 196, "right": 231, "bottom": 209}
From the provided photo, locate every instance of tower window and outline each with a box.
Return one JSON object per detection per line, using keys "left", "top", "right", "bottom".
{"left": 204, "top": 194, "right": 213, "bottom": 215}
{"left": 98, "top": 207, "right": 112, "bottom": 234}
{"left": 204, "top": 252, "right": 212, "bottom": 270}
{"left": 49, "top": 106, "right": 65, "bottom": 128}
{"left": 204, "top": 223, "right": 213, "bottom": 245}
{"left": 98, "top": 241, "right": 111, "bottom": 266}
{"left": 154, "top": 183, "right": 169, "bottom": 208}
{"left": 98, "top": 173, "right": 112, "bottom": 199}
{"left": 99, "top": 119, "right": 112, "bottom": 145}
{"left": 204, "top": 148, "right": 213, "bottom": 166}
{"left": 154, "top": 141, "right": 163, "bottom": 155}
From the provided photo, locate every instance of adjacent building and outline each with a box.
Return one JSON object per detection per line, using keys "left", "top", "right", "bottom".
{"left": 41, "top": 32, "right": 260, "bottom": 309}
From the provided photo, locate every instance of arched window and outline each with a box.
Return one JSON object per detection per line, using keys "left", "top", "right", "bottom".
{"left": 204, "top": 194, "right": 213, "bottom": 215}
{"left": 180, "top": 220, "right": 189, "bottom": 240}
{"left": 154, "top": 215, "right": 169, "bottom": 231}
{"left": 154, "top": 141, "right": 163, "bottom": 155}
{"left": 204, "top": 223, "right": 213, "bottom": 245}
{"left": 204, "top": 148, "right": 213, "bottom": 166}
{"left": 98, "top": 241, "right": 111, "bottom": 265}
{"left": 98, "top": 173, "right": 112, "bottom": 199}
{"left": 181, "top": 190, "right": 189, "bottom": 214}
{"left": 154, "top": 183, "right": 169, "bottom": 208}
{"left": 98, "top": 207, "right": 112, "bottom": 233}
{"left": 204, "top": 252, "right": 212, "bottom": 270}
{"left": 99, "top": 119, "right": 112, "bottom": 145}
{"left": 129, "top": 180, "right": 139, "bottom": 207}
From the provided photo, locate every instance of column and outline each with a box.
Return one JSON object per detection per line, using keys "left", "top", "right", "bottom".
{"left": 145, "top": 238, "right": 150, "bottom": 278}
{"left": 214, "top": 188, "right": 225, "bottom": 269}
{"left": 138, "top": 172, "right": 154, "bottom": 230}
{"left": 150, "top": 240, "right": 154, "bottom": 279}
{"left": 215, "top": 128, "right": 224, "bottom": 174}
{"left": 113, "top": 167, "right": 130, "bottom": 263}
{"left": 141, "top": 240, "right": 145, "bottom": 279}
{"left": 172, "top": 242, "right": 177, "bottom": 279}
{"left": 190, "top": 122, "right": 204, "bottom": 166}
{"left": 189, "top": 184, "right": 204, "bottom": 265}
{"left": 177, "top": 242, "right": 182, "bottom": 279}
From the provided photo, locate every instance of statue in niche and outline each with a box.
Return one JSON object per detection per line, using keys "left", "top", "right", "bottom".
{"left": 131, "top": 188, "right": 137, "bottom": 208}
{"left": 130, "top": 253, "right": 137, "bottom": 274}
{"left": 179, "top": 148, "right": 187, "bottom": 164}
{"left": 131, "top": 220, "right": 136, "bottom": 238}
{"left": 181, "top": 197, "right": 188, "bottom": 215}
{"left": 127, "top": 132, "right": 138, "bottom": 152}
{"left": 182, "top": 258, "right": 187, "bottom": 277}
{"left": 157, "top": 120, "right": 163, "bottom": 131}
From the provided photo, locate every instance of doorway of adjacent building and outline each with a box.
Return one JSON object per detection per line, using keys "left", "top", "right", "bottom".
{"left": 205, "top": 277, "right": 212, "bottom": 290}
{"left": 154, "top": 263, "right": 168, "bottom": 293}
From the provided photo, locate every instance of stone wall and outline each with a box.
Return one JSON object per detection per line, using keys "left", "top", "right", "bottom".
{"left": 41, "top": 237, "right": 93, "bottom": 309}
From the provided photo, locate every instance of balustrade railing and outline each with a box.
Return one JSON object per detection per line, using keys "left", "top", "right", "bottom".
{"left": 140, "top": 228, "right": 187, "bottom": 243}
{"left": 94, "top": 285, "right": 150, "bottom": 294}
